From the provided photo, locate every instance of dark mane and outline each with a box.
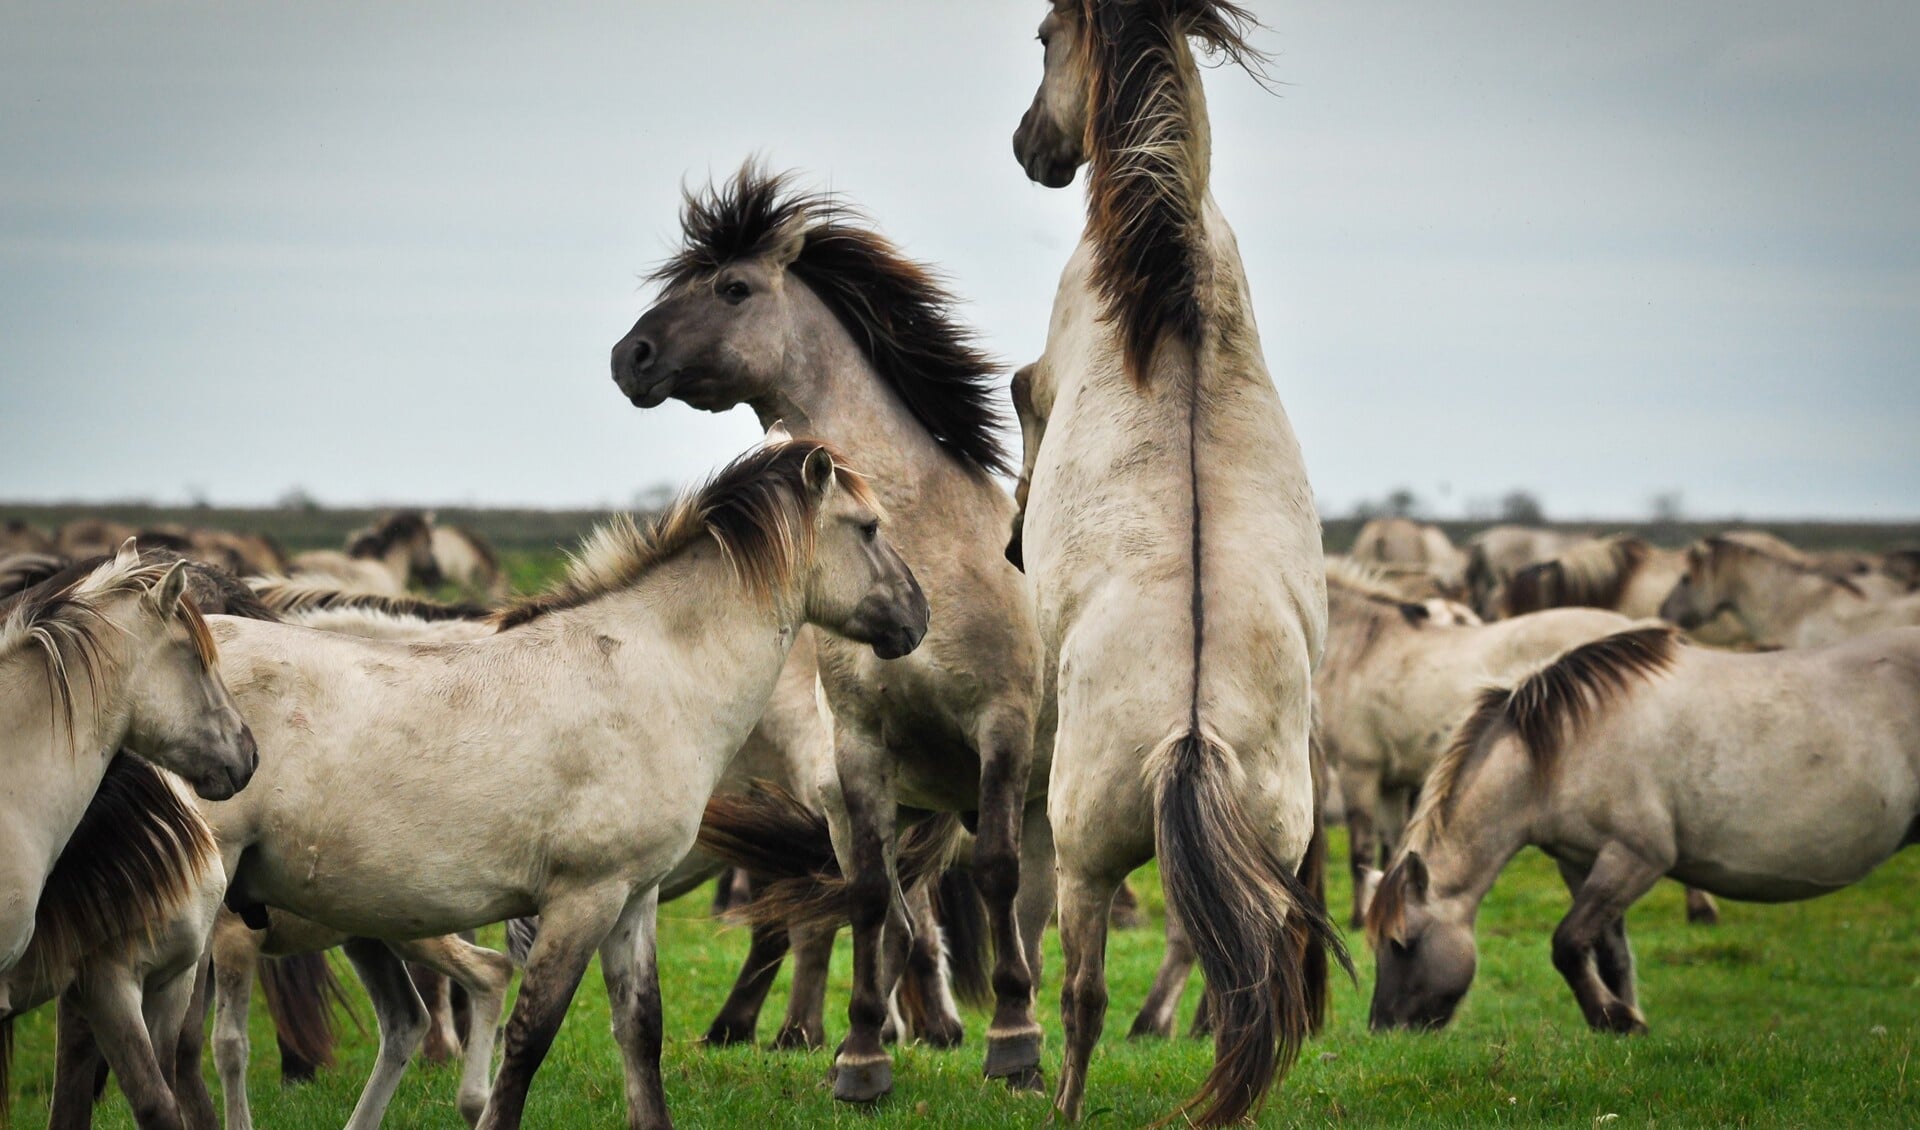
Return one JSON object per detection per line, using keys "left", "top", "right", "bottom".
{"left": 1419, "top": 626, "right": 1682, "bottom": 834}
{"left": 1077, "top": 0, "right": 1264, "bottom": 383}
{"left": 346, "top": 510, "right": 432, "bottom": 560}
{"left": 493, "top": 439, "right": 877, "bottom": 630}
{"left": 1504, "top": 535, "right": 1650, "bottom": 615}
{"left": 652, "top": 164, "right": 1011, "bottom": 476}
{"left": 22, "top": 756, "right": 217, "bottom": 987}
{"left": 250, "top": 578, "right": 490, "bottom": 622}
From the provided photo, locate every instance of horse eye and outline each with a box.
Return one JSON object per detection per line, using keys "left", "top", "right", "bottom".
{"left": 721, "top": 279, "right": 751, "bottom": 302}
{"left": 861, "top": 521, "right": 879, "bottom": 543}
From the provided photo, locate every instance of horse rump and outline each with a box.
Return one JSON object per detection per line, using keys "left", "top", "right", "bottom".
{"left": 1153, "top": 731, "right": 1349, "bottom": 1127}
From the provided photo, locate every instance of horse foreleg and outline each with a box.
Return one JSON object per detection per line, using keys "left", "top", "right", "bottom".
{"left": 1551, "top": 847, "right": 1663, "bottom": 1034}
{"left": 827, "top": 729, "right": 900, "bottom": 1104}
{"left": 477, "top": 887, "right": 628, "bottom": 1130}
{"left": 49, "top": 995, "right": 104, "bottom": 1130}
{"left": 210, "top": 916, "right": 262, "bottom": 1130}
{"left": 1340, "top": 765, "right": 1383, "bottom": 929}
{"left": 1683, "top": 886, "right": 1721, "bottom": 926}
{"left": 1054, "top": 870, "right": 1117, "bottom": 1123}
{"left": 171, "top": 957, "right": 219, "bottom": 1130}
{"left": 703, "top": 874, "right": 789, "bottom": 1047}
{"left": 1128, "top": 900, "right": 1195, "bottom": 1039}
{"left": 71, "top": 970, "right": 186, "bottom": 1130}
{"left": 408, "top": 963, "right": 461, "bottom": 1064}
{"left": 896, "top": 879, "right": 964, "bottom": 1048}
{"left": 772, "top": 921, "right": 835, "bottom": 1050}
{"left": 600, "top": 886, "right": 671, "bottom": 1130}
{"left": 340, "top": 938, "right": 430, "bottom": 1130}
{"left": 388, "top": 934, "right": 513, "bottom": 1128}
{"left": 1012, "top": 799, "right": 1055, "bottom": 991}
{"left": 973, "top": 711, "right": 1043, "bottom": 1090}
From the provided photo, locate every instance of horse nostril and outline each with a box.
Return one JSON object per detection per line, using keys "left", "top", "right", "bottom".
{"left": 630, "top": 337, "right": 656, "bottom": 373}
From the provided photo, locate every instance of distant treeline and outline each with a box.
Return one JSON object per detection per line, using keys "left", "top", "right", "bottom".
{"left": 3, "top": 504, "right": 1914, "bottom": 559}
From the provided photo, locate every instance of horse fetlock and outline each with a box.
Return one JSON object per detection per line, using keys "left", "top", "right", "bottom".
{"left": 1596, "top": 1001, "right": 1649, "bottom": 1036}
{"left": 771, "top": 1022, "right": 824, "bottom": 1051}
{"left": 983, "top": 1023, "right": 1044, "bottom": 1080}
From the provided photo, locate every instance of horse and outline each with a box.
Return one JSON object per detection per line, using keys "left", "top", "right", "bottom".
{"left": 1010, "top": 2, "right": 1346, "bottom": 1123}
{"left": 1463, "top": 524, "right": 1587, "bottom": 619}
{"left": 1350, "top": 518, "right": 1466, "bottom": 596}
{"left": 53, "top": 519, "right": 136, "bottom": 561}
{"left": 429, "top": 523, "right": 509, "bottom": 601}
{"left": 0, "top": 758, "right": 224, "bottom": 1130}
{"left": 609, "top": 164, "right": 1046, "bottom": 1101}
{"left": 286, "top": 510, "right": 440, "bottom": 596}
{"left": 1368, "top": 624, "right": 1920, "bottom": 1034}
{"left": 0, "top": 520, "right": 54, "bottom": 556}
{"left": 196, "top": 438, "right": 925, "bottom": 1130}
{"left": 1661, "top": 535, "right": 1920, "bottom": 649}
{"left": 1, "top": 545, "right": 257, "bottom": 990}
{"left": 1501, "top": 535, "right": 1681, "bottom": 620}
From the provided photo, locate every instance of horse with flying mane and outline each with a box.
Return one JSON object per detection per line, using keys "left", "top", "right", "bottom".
{"left": 1367, "top": 624, "right": 1920, "bottom": 1034}
{"left": 609, "top": 163, "right": 1047, "bottom": 1102}
{"left": 1661, "top": 534, "right": 1920, "bottom": 649}
{"left": 194, "top": 438, "right": 926, "bottom": 1130}
{"left": 1009, "top": 2, "right": 1346, "bottom": 1123}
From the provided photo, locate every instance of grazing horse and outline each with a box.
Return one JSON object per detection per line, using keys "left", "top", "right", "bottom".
{"left": 1463, "top": 524, "right": 1587, "bottom": 619}
{"left": 1367, "top": 625, "right": 1920, "bottom": 1034}
{"left": 1010, "top": 2, "right": 1345, "bottom": 1123}
{"left": 1661, "top": 535, "right": 1920, "bottom": 649}
{"left": 198, "top": 439, "right": 925, "bottom": 1130}
{"left": 1351, "top": 518, "right": 1467, "bottom": 596}
{"left": 610, "top": 165, "right": 1045, "bottom": 1100}
{"left": 287, "top": 510, "right": 440, "bottom": 596}
{"left": 1, "top": 546, "right": 257, "bottom": 989}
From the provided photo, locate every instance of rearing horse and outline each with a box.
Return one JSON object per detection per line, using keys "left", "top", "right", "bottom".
{"left": 610, "top": 167, "right": 1048, "bottom": 1102}
{"left": 1010, "top": 2, "right": 1345, "bottom": 1124}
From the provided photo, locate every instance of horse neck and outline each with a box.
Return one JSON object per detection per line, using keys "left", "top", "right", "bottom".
{"left": 1728, "top": 558, "right": 1840, "bottom": 644}
{"left": 1413, "top": 742, "right": 1536, "bottom": 925}
{"left": 0, "top": 632, "right": 129, "bottom": 859}
{"left": 749, "top": 282, "right": 957, "bottom": 511}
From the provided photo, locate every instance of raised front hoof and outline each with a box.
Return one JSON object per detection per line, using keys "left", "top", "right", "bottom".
{"left": 700, "top": 1017, "right": 757, "bottom": 1048}
{"left": 983, "top": 1027, "right": 1044, "bottom": 1082}
{"left": 830, "top": 1056, "right": 894, "bottom": 1104}
{"left": 771, "top": 1024, "right": 825, "bottom": 1052}
{"left": 1593, "top": 1003, "right": 1650, "bottom": 1036}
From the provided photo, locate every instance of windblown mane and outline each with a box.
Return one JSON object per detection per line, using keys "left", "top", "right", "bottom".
{"left": 249, "top": 577, "right": 491, "bottom": 622}
{"left": 1706, "top": 534, "right": 1866, "bottom": 597}
{"left": 346, "top": 510, "right": 432, "bottom": 560}
{"left": 653, "top": 164, "right": 1010, "bottom": 476}
{"left": 19, "top": 756, "right": 217, "bottom": 988}
{"left": 1074, "top": 0, "right": 1264, "bottom": 383}
{"left": 1415, "top": 626, "right": 1682, "bottom": 836}
{"left": 1505, "top": 535, "right": 1650, "bottom": 615}
{"left": 493, "top": 439, "right": 876, "bottom": 630}
{"left": 0, "top": 552, "right": 219, "bottom": 739}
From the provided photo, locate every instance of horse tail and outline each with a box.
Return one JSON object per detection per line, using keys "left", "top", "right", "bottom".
{"left": 931, "top": 864, "right": 992, "bottom": 1008}
{"left": 1152, "top": 731, "right": 1349, "bottom": 1128}
{"left": 258, "top": 952, "right": 354, "bottom": 1081}
{"left": 506, "top": 917, "right": 540, "bottom": 968}
{"left": 696, "top": 782, "right": 967, "bottom": 934}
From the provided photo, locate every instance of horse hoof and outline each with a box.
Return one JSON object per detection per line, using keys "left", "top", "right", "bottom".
{"left": 983, "top": 1027, "right": 1043, "bottom": 1081}
{"left": 1687, "top": 905, "right": 1720, "bottom": 926}
{"left": 1126, "top": 1015, "right": 1172, "bottom": 1040}
{"left": 831, "top": 1056, "right": 893, "bottom": 1103}
{"left": 701, "top": 1020, "right": 755, "bottom": 1047}
{"left": 772, "top": 1026, "right": 824, "bottom": 1051}
{"left": 999, "top": 1065, "right": 1046, "bottom": 1093}
{"left": 921, "top": 1023, "right": 965, "bottom": 1050}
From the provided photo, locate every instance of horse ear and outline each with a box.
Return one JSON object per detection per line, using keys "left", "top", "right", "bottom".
{"left": 147, "top": 559, "right": 190, "bottom": 616}
{"left": 764, "top": 419, "right": 795, "bottom": 447}
{"left": 115, "top": 536, "right": 140, "bottom": 570}
{"left": 1403, "top": 851, "right": 1430, "bottom": 898}
{"left": 801, "top": 447, "right": 837, "bottom": 503}
{"left": 767, "top": 215, "right": 808, "bottom": 269}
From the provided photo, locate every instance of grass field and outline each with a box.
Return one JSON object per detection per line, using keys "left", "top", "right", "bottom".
{"left": 8, "top": 840, "right": 1919, "bottom": 1129}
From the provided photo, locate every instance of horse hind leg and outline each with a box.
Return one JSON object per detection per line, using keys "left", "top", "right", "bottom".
{"left": 72, "top": 967, "right": 188, "bottom": 1130}
{"left": 1053, "top": 869, "right": 1119, "bottom": 1123}
{"left": 772, "top": 920, "right": 835, "bottom": 1050}
{"left": 599, "top": 887, "right": 670, "bottom": 1130}
{"left": 388, "top": 934, "right": 515, "bottom": 1128}
{"left": 409, "top": 963, "right": 462, "bottom": 1064}
{"left": 972, "top": 712, "right": 1044, "bottom": 1091}
{"left": 702, "top": 882, "right": 791, "bottom": 1047}
{"left": 340, "top": 938, "right": 432, "bottom": 1130}
{"left": 826, "top": 730, "right": 901, "bottom": 1104}
{"left": 894, "top": 878, "right": 964, "bottom": 1049}
{"left": 1128, "top": 901, "right": 1196, "bottom": 1040}
{"left": 1683, "top": 885, "right": 1721, "bottom": 926}
{"left": 210, "top": 915, "right": 263, "bottom": 1130}
{"left": 1551, "top": 847, "right": 1664, "bottom": 1034}
{"left": 50, "top": 995, "right": 105, "bottom": 1130}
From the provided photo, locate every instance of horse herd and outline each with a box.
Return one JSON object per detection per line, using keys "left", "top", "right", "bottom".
{"left": 5, "top": 3, "right": 1920, "bottom": 1128}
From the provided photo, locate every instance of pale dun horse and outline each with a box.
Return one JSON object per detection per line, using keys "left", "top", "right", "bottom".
{"left": 610, "top": 165, "right": 1046, "bottom": 1101}
{"left": 1012, "top": 2, "right": 1345, "bottom": 1124}
{"left": 1661, "top": 535, "right": 1920, "bottom": 648}
{"left": 1368, "top": 625, "right": 1920, "bottom": 1034}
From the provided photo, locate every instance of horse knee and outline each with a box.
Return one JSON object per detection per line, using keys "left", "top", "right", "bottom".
{"left": 971, "top": 851, "right": 1020, "bottom": 908}
{"left": 846, "top": 870, "right": 892, "bottom": 928}
{"left": 1549, "top": 922, "right": 1591, "bottom": 979}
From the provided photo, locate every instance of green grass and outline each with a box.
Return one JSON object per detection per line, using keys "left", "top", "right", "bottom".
{"left": 9, "top": 841, "right": 1919, "bottom": 1128}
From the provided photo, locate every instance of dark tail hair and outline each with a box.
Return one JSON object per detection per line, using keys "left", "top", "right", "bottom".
{"left": 931, "top": 866, "right": 992, "bottom": 1007}
{"left": 1153, "top": 732, "right": 1350, "bottom": 1127}
{"left": 506, "top": 917, "right": 540, "bottom": 968}
{"left": 258, "top": 952, "right": 356, "bottom": 1080}
{"left": 696, "top": 781, "right": 966, "bottom": 933}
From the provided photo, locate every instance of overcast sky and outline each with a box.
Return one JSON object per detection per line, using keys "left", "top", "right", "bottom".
{"left": 3, "top": 1, "right": 1915, "bottom": 518}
